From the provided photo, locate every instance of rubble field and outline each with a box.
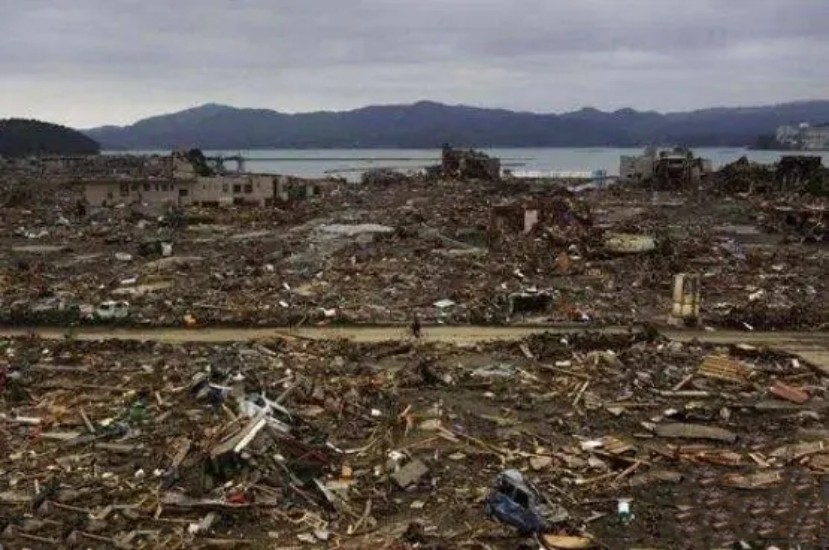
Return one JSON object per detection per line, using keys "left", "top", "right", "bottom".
{"left": 2, "top": 331, "right": 829, "bottom": 548}
{"left": 1, "top": 172, "right": 827, "bottom": 330}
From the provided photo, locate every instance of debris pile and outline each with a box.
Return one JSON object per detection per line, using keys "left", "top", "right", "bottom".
{"left": 2, "top": 331, "right": 829, "bottom": 547}
{"left": 1, "top": 152, "right": 827, "bottom": 329}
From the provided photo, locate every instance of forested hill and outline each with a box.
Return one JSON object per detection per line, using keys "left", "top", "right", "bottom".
{"left": 0, "top": 119, "right": 100, "bottom": 157}
{"left": 84, "top": 100, "right": 829, "bottom": 149}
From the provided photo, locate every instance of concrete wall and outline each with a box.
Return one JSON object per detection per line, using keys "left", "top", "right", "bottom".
{"left": 275, "top": 176, "right": 324, "bottom": 201}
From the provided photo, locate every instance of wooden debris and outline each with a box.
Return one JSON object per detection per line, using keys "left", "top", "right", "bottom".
{"left": 537, "top": 364, "right": 591, "bottom": 380}
{"left": 572, "top": 381, "right": 590, "bottom": 407}
{"left": 210, "top": 410, "right": 269, "bottom": 458}
{"left": 41, "top": 431, "right": 83, "bottom": 441}
{"left": 690, "top": 449, "right": 744, "bottom": 466}
{"left": 541, "top": 534, "right": 594, "bottom": 549}
{"left": 697, "top": 355, "right": 751, "bottom": 384}
{"left": 809, "top": 454, "right": 829, "bottom": 471}
{"left": 600, "top": 436, "right": 635, "bottom": 455}
{"left": 95, "top": 442, "right": 142, "bottom": 454}
{"left": 654, "top": 423, "right": 737, "bottom": 443}
{"left": 171, "top": 438, "right": 192, "bottom": 469}
{"left": 752, "top": 399, "right": 829, "bottom": 411}
{"left": 655, "top": 390, "right": 711, "bottom": 398}
{"left": 672, "top": 373, "right": 694, "bottom": 391}
{"left": 628, "top": 469, "right": 683, "bottom": 487}
{"left": 769, "top": 440, "right": 827, "bottom": 462}
{"left": 748, "top": 452, "right": 771, "bottom": 468}
{"left": 79, "top": 408, "right": 96, "bottom": 434}
{"left": 720, "top": 470, "right": 782, "bottom": 489}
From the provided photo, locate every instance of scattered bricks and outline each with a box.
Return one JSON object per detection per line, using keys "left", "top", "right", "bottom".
{"left": 769, "top": 381, "right": 810, "bottom": 404}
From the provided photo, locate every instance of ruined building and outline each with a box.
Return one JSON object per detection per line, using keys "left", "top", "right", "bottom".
{"left": 440, "top": 145, "right": 501, "bottom": 181}
{"left": 776, "top": 123, "right": 829, "bottom": 151}
{"left": 620, "top": 147, "right": 711, "bottom": 189}
{"left": 716, "top": 155, "right": 827, "bottom": 196}
{"left": 78, "top": 151, "right": 329, "bottom": 210}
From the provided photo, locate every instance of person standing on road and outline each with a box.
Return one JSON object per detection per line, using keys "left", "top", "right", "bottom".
{"left": 410, "top": 314, "right": 422, "bottom": 339}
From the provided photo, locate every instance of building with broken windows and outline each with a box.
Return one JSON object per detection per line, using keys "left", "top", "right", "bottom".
{"left": 620, "top": 147, "right": 712, "bottom": 189}
{"left": 77, "top": 151, "right": 332, "bottom": 210}
{"left": 775, "top": 123, "right": 829, "bottom": 151}
{"left": 82, "top": 173, "right": 277, "bottom": 208}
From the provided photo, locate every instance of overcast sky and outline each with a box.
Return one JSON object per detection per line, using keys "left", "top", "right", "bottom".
{"left": 1, "top": 0, "right": 827, "bottom": 128}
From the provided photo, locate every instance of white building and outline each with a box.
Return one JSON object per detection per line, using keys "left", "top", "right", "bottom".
{"left": 775, "top": 123, "right": 829, "bottom": 150}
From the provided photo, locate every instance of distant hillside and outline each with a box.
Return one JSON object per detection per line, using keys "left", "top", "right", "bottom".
{"left": 84, "top": 100, "right": 829, "bottom": 150}
{"left": 0, "top": 119, "right": 100, "bottom": 157}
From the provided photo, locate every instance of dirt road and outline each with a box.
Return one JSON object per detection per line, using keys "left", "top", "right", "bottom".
{"left": 2, "top": 324, "right": 828, "bottom": 364}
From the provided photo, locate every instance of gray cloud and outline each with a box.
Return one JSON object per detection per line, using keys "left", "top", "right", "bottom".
{"left": 0, "top": 0, "right": 827, "bottom": 127}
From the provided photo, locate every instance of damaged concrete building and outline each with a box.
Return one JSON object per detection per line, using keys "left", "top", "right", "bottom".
{"left": 83, "top": 173, "right": 277, "bottom": 209}
{"left": 715, "top": 155, "right": 827, "bottom": 196}
{"left": 620, "top": 147, "right": 712, "bottom": 189}
{"left": 775, "top": 123, "right": 829, "bottom": 151}
{"left": 440, "top": 144, "right": 501, "bottom": 180}
{"left": 488, "top": 194, "right": 592, "bottom": 248}
{"left": 77, "top": 151, "right": 329, "bottom": 210}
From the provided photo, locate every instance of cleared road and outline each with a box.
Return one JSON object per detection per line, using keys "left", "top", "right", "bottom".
{"left": 0, "top": 324, "right": 827, "bottom": 347}
{"left": 7, "top": 324, "right": 822, "bottom": 373}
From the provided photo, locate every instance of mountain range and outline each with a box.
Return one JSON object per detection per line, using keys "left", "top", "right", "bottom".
{"left": 84, "top": 100, "right": 829, "bottom": 150}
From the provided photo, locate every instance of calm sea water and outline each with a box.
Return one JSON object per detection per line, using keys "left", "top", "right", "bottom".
{"left": 120, "top": 148, "right": 829, "bottom": 181}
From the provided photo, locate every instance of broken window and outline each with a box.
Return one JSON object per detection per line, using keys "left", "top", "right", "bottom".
{"left": 233, "top": 184, "right": 242, "bottom": 194}
{"left": 143, "top": 183, "right": 151, "bottom": 192}
{"left": 179, "top": 188, "right": 189, "bottom": 197}
{"left": 244, "top": 184, "right": 253, "bottom": 194}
